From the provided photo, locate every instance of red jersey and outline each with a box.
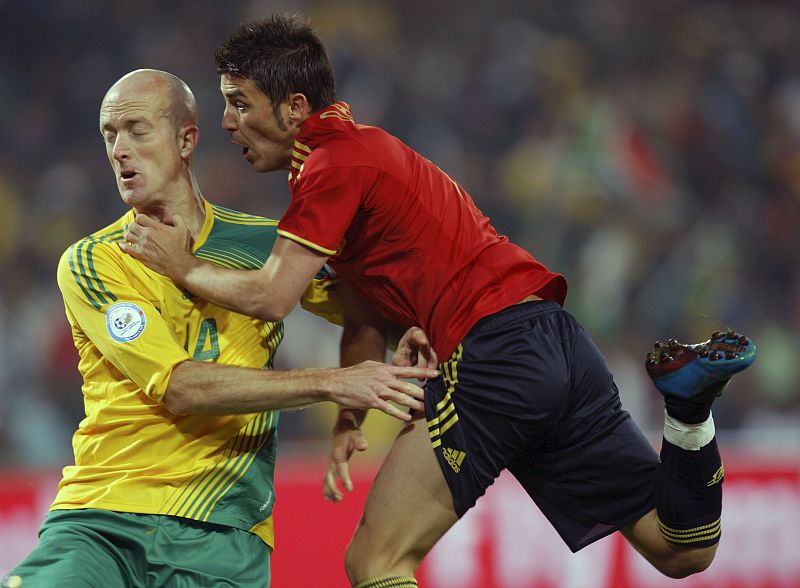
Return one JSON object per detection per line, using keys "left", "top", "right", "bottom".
{"left": 277, "top": 102, "right": 567, "bottom": 359}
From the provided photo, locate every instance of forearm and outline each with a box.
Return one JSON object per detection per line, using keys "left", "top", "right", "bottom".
{"left": 335, "top": 332, "right": 380, "bottom": 429}
{"left": 337, "top": 289, "right": 391, "bottom": 428}
{"left": 125, "top": 228, "right": 327, "bottom": 322}
{"left": 165, "top": 358, "right": 433, "bottom": 419}
{"left": 165, "top": 360, "right": 333, "bottom": 415}
{"left": 177, "top": 260, "right": 291, "bottom": 321}
{"left": 338, "top": 328, "right": 386, "bottom": 427}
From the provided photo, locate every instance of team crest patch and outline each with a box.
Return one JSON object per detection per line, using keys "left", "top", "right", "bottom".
{"left": 106, "top": 302, "right": 146, "bottom": 342}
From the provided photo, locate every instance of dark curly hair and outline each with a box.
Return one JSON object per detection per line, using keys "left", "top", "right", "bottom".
{"left": 215, "top": 14, "right": 336, "bottom": 117}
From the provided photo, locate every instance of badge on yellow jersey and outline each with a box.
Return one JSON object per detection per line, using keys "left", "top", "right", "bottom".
{"left": 106, "top": 302, "right": 147, "bottom": 342}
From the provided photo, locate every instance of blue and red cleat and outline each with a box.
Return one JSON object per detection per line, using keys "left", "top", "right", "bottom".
{"left": 645, "top": 330, "right": 756, "bottom": 399}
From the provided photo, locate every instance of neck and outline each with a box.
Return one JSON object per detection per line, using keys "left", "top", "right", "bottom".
{"left": 134, "top": 176, "right": 206, "bottom": 240}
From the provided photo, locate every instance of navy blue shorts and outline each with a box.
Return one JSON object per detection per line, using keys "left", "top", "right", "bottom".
{"left": 424, "top": 300, "right": 658, "bottom": 552}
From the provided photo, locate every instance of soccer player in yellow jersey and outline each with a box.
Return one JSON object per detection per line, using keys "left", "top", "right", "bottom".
{"left": 1, "top": 69, "right": 437, "bottom": 588}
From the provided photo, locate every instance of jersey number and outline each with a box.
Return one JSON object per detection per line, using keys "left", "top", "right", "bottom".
{"left": 192, "top": 318, "right": 220, "bottom": 361}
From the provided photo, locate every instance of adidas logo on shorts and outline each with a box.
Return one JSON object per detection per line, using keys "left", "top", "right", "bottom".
{"left": 442, "top": 447, "right": 466, "bottom": 473}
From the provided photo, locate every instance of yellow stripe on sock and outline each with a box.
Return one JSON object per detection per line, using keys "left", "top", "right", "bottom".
{"left": 353, "top": 577, "right": 418, "bottom": 588}
{"left": 658, "top": 517, "right": 721, "bottom": 543}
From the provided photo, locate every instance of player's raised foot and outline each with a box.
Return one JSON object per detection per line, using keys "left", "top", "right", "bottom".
{"left": 645, "top": 330, "right": 756, "bottom": 400}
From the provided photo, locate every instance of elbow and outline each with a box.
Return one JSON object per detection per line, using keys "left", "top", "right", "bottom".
{"left": 250, "top": 297, "right": 293, "bottom": 322}
{"left": 163, "top": 386, "right": 193, "bottom": 415}
{"left": 238, "top": 268, "right": 297, "bottom": 322}
{"left": 163, "top": 362, "right": 197, "bottom": 415}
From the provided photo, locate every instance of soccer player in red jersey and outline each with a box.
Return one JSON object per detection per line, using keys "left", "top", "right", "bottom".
{"left": 121, "top": 15, "right": 755, "bottom": 588}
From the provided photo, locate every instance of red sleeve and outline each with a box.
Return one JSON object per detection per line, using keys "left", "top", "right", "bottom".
{"left": 278, "top": 166, "right": 376, "bottom": 255}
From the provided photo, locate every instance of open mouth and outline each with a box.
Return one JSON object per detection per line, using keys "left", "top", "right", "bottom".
{"left": 120, "top": 171, "right": 137, "bottom": 180}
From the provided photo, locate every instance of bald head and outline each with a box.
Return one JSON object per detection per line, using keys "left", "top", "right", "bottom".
{"left": 102, "top": 69, "right": 198, "bottom": 131}
{"left": 100, "top": 69, "right": 203, "bottom": 211}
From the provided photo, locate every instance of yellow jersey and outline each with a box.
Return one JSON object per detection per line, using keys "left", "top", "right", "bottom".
{"left": 52, "top": 199, "right": 335, "bottom": 548}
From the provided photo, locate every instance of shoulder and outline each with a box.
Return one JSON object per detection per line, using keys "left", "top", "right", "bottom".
{"left": 56, "top": 214, "right": 133, "bottom": 311}
{"left": 206, "top": 203, "right": 279, "bottom": 243}
{"left": 59, "top": 215, "right": 128, "bottom": 262}
{"left": 57, "top": 215, "right": 130, "bottom": 282}
{"left": 310, "top": 124, "right": 398, "bottom": 169}
{"left": 198, "top": 204, "right": 279, "bottom": 268}
{"left": 210, "top": 203, "right": 278, "bottom": 227}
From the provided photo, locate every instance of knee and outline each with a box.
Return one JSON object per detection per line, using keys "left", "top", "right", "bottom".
{"left": 622, "top": 511, "right": 719, "bottom": 579}
{"left": 652, "top": 547, "right": 716, "bottom": 579}
{"left": 344, "top": 521, "right": 423, "bottom": 584}
{"left": 344, "top": 523, "right": 389, "bottom": 583}
{"left": 343, "top": 540, "right": 359, "bottom": 584}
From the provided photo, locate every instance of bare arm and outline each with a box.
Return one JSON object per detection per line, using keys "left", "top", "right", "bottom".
{"left": 324, "top": 282, "right": 420, "bottom": 501}
{"left": 336, "top": 280, "right": 393, "bottom": 420}
{"left": 121, "top": 215, "right": 324, "bottom": 321}
{"left": 164, "top": 359, "right": 437, "bottom": 418}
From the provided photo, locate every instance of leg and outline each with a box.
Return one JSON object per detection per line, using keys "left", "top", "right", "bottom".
{"left": 621, "top": 509, "right": 717, "bottom": 579}
{"left": 628, "top": 330, "right": 757, "bottom": 577}
{"left": 345, "top": 419, "right": 458, "bottom": 585}
{"left": 3, "top": 510, "right": 143, "bottom": 588}
{"left": 148, "top": 516, "right": 271, "bottom": 587}
{"left": 345, "top": 302, "right": 576, "bottom": 585}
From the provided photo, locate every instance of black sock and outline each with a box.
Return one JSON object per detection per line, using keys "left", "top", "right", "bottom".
{"left": 655, "top": 437, "right": 723, "bottom": 547}
{"left": 663, "top": 379, "right": 727, "bottom": 424}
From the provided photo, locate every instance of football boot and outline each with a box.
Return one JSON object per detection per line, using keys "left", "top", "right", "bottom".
{"left": 645, "top": 330, "right": 756, "bottom": 399}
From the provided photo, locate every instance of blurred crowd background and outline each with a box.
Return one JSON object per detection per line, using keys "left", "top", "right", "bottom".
{"left": 1, "top": 0, "right": 798, "bottom": 467}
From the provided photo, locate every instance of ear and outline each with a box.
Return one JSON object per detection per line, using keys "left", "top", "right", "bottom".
{"left": 177, "top": 124, "right": 199, "bottom": 159}
{"left": 287, "top": 93, "right": 313, "bottom": 125}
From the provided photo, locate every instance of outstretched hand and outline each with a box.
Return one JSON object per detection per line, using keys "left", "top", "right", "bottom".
{"left": 323, "top": 358, "right": 437, "bottom": 502}
{"left": 328, "top": 361, "right": 436, "bottom": 421}
{"left": 119, "top": 214, "right": 195, "bottom": 281}
{"left": 323, "top": 410, "right": 368, "bottom": 502}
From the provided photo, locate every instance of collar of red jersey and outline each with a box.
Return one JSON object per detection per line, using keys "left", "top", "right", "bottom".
{"left": 296, "top": 101, "right": 355, "bottom": 146}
